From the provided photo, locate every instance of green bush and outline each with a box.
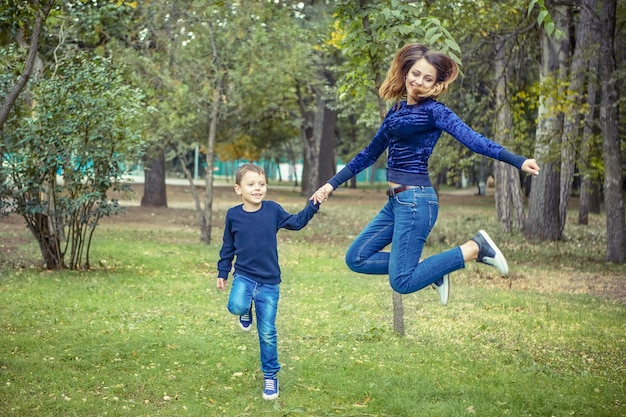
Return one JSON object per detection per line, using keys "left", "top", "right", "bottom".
{"left": 0, "top": 55, "right": 148, "bottom": 269}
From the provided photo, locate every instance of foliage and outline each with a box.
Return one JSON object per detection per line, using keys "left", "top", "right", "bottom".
{"left": 215, "top": 134, "right": 262, "bottom": 163}
{"left": 325, "top": 0, "right": 469, "bottom": 178}
{"left": 527, "top": 0, "right": 566, "bottom": 40}
{"left": 512, "top": 77, "right": 604, "bottom": 184}
{"left": 60, "top": 0, "right": 137, "bottom": 55}
{"left": 332, "top": 0, "right": 462, "bottom": 129}
{"left": 0, "top": 55, "right": 148, "bottom": 270}
{"left": 0, "top": 0, "right": 37, "bottom": 44}
{"left": 417, "top": 0, "right": 543, "bottom": 189}
{"left": 106, "top": 0, "right": 312, "bottom": 170}
{"left": 208, "top": 1, "right": 307, "bottom": 161}
{"left": 0, "top": 44, "right": 27, "bottom": 108}
{"left": 107, "top": 0, "right": 137, "bottom": 8}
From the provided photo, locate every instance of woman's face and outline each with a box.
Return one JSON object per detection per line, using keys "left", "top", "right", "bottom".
{"left": 405, "top": 58, "right": 438, "bottom": 102}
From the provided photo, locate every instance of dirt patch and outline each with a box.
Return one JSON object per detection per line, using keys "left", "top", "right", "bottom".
{"left": 463, "top": 269, "right": 626, "bottom": 304}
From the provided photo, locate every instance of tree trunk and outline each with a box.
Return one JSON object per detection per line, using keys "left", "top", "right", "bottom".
{"left": 562, "top": 0, "right": 597, "bottom": 230}
{"left": 525, "top": 2, "right": 569, "bottom": 241}
{"left": 296, "top": 81, "right": 315, "bottom": 197}
{"left": 493, "top": 36, "right": 525, "bottom": 232}
{"left": 597, "top": 0, "right": 625, "bottom": 263}
{"left": 318, "top": 105, "right": 336, "bottom": 187}
{"left": 392, "top": 291, "right": 404, "bottom": 336}
{"left": 141, "top": 150, "right": 168, "bottom": 208}
{"left": 578, "top": 21, "right": 600, "bottom": 225}
{"left": 177, "top": 151, "right": 206, "bottom": 238}
{"left": 201, "top": 88, "right": 220, "bottom": 245}
{"left": 26, "top": 213, "right": 63, "bottom": 270}
{"left": 302, "top": 86, "right": 326, "bottom": 198}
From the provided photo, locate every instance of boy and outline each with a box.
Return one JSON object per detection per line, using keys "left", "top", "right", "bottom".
{"left": 216, "top": 163, "right": 321, "bottom": 400}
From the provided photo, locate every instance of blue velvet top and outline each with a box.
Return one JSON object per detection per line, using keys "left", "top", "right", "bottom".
{"left": 328, "top": 98, "right": 526, "bottom": 188}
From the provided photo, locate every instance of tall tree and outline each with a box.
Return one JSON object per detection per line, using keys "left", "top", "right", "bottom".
{"left": 169, "top": 0, "right": 319, "bottom": 243}
{"left": 290, "top": 1, "right": 338, "bottom": 197}
{"left": 125, "top": 0, "right": 185, "bottom": 209}
{"left": 459, "top": 0, "right": 540, "bottom": 232}
{"left": 136, "top": 0, "right": 184, "bottom": 209}
{"left": 525, "top": 0, "right": 570, "bottom": 241}
{"left": 568, "top": 0, "right": 602, "bottom": 226}
{"left": 560, "top": 0, "right": 598, "bottom": 230}
{"left": 597, "top": 0, "right": 625, "bottom": 263}
{"left": 494, "top": 36, "right": 527, "bottom": 232}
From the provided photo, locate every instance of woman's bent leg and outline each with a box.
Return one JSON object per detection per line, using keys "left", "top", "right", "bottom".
{"left": 344, "top": 201, "right": 394, "bottom": 275}
{"left": 388, "top": 187, "right": 465, "bottom": 294}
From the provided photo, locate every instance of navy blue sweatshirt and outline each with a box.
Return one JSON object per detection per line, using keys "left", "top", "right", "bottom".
{"left": 217, "top": 200, "right": 319, "bottom": 284}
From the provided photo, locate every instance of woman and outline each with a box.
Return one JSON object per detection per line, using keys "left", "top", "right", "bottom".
{"left": 312, "top": 43, "right": 540, "bottom": 305}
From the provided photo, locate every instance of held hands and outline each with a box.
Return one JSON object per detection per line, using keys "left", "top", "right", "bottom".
{"left": 310, "top": 183, "right": 335, "bottom": 205}
{"left": 522, "top": 159, "right": 541, "bottom": 176}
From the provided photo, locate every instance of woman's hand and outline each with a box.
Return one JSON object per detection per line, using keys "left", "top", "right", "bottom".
{"left": 310, "top": 183, "right": 335, "bottom": 204}
{"left": 522, "top": 159, "right": 540, "bottom": 176}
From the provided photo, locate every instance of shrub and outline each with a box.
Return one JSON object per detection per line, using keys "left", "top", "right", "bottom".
{"left": 0, "top": 54, "right": 148, "bottom": 269}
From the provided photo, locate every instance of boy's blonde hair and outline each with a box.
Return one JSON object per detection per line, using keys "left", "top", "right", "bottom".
{"left": 235, "top": 163, "right": 266, "bottom": 185}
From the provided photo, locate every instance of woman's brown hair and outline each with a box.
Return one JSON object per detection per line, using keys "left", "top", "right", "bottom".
{"left": 379, "top": 43, "right": 459, "bottom": 105}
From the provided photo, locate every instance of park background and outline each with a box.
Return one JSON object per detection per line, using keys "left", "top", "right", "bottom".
{"left": 1, "top": 0, "right": 625, "bottom": 416}
{"left": 2, "top": 0, "right": 625, "bottom": 265}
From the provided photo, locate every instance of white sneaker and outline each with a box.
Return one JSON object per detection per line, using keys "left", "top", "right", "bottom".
{"left": 471, "top": 230, "right": 509, "bottom": 276}
{"left": 431, "top": 274, "right": 450, "bottom": 306}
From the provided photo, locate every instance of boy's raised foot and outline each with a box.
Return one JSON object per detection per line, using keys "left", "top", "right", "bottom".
{"left": 238, "top": 311, "right": 252, "bottom": 331}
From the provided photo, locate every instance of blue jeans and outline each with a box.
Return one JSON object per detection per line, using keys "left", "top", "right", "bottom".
{"left": 345, "top": 186, "right": 465, "bottom": 294}
{"left": 227, "top": 274, "right": 280, "bottom": 378}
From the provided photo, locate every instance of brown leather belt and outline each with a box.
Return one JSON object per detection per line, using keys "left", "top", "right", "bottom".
{"left": 386, "top": 185, "right": 418, "bottom": 197}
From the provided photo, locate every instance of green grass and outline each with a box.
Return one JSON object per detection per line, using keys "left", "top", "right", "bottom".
{"left": 1, "top": 189, "right": 625, "bottom": 416}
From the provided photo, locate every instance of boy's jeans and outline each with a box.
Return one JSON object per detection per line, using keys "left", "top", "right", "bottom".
{"left": 227, "top": 274, "right": 280, "bottom": 377}
{"left": 345, "top": 186, "right": 465, "bottom": 294}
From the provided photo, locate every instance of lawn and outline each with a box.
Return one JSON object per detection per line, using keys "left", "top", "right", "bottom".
{"left": 1, "top": 184, "right": 624, "bottom": 417}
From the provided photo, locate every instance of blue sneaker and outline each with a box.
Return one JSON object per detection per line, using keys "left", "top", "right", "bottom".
{"left": 471, "top": 230, "right": 509, "bottom": 276}
{"left": 431, "top": 274, "right": 450, "bottom": 306}
{"left": 238, "top": 308, "right": 252, "bottom": 331}
{"left": 262, "top": 377, "right": 279, "bottom": 400}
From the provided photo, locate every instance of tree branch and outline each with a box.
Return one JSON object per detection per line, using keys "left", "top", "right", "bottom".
{"left": 0, "top": 0, "right": 55, "bottom": 130}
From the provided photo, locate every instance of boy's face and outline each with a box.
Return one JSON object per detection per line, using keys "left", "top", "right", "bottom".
{"left": 234, "top": 170, "right": 267, "bottom": 210}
